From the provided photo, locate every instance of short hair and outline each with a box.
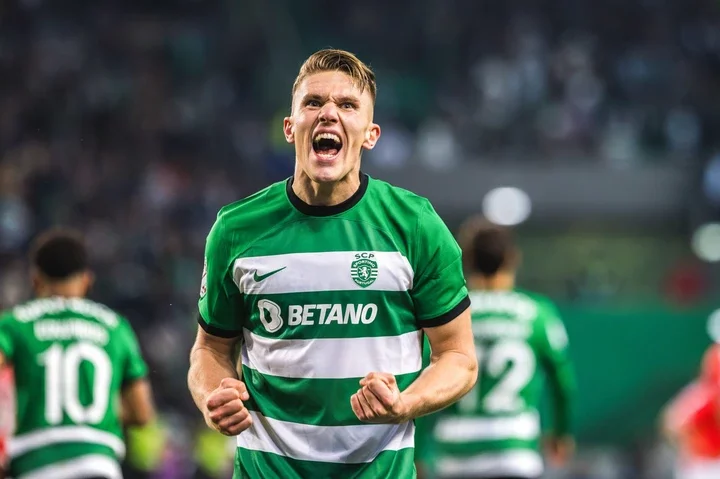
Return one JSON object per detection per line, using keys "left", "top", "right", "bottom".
{"left": 292, "top": 49, "right": 377, "bottom": 103}
{"left": 458, "top": 217, "right": 517, "bottom": 276}
{"left": 30, "top": 228, "right": 88, "bottom": 280}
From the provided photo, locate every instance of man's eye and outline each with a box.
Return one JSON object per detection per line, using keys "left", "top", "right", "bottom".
{"left": 306, "top": 100, "right": 321, "bottom": 107}
{"left": 341, "top": 102, "right": 355, "bottom": 109}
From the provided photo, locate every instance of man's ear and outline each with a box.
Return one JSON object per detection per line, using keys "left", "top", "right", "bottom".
{"left": 362, "top": 123, "right": 381, "bottom": 150}
{"left": 283, "top": 117, "right": 295, "bottom": 144}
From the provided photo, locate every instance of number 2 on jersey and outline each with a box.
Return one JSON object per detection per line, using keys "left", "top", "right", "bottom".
{"left": 459, "top": 339, "right": 535, "bottom": 413}
{"left": 38, "top": 343, "right": 112, "bottom": 425}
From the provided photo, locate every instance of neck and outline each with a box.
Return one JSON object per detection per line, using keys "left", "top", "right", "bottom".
{"left": 467, "top": 272, "right": 515, "bottom": 291}
{"left": 292, "top": 165, "right": 361, "bottom": 206}
{"left": 36, "top": 283, "right": 86, "bottom": 299}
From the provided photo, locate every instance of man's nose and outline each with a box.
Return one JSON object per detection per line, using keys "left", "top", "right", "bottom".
{"left": 318, "top": 103, "right": 339, "bottom": 123}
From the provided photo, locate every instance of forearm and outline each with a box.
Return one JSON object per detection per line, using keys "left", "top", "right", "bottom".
{"left": 401, "top": 350, "right": 477, "bottom": 420}
{"left": 188, "top": 344, "right": 238, "bottom": 413}
{"left": 548, "top": 363, "right": 576, "bottom": 436}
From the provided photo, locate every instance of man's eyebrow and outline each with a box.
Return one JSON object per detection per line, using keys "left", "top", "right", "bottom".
{"left": 336, "top": 95, "right": 360, "bottom": 104}
{"left": 301, "top": 93, "right": 324, "bottom": 102}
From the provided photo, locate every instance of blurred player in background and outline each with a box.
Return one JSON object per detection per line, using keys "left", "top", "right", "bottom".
{"left": 0, "top": 366, "right": 13, "bottom": 477}
{"left": 661, "top": 343, "right": 720, "bottom": 479}
{"left": 424, "top": 218, "right": 576, "bottom": 479}
{"left": 0, "top": 228, "right": 155, "bottom": 479}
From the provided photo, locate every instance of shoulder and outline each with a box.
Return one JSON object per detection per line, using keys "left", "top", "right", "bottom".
{"left": 2, "top": 298, "right": 45, "bottom": 324}
{"left": 515, "top": 291, "right": 569, "bottom": 346}
{"left": 210, "top": 180, "right": 291, "bottom": 248}
{"left": 365, "top": 176, "right": 451, "bottom": 243}
{"left": 0, "top": 308, "right": 15, "bottom": 326}
{"left": 515, "top": 289, "right": 558, "bottom": 312}
{"left": 469, "top": 290, "right": 539, "bottom": 320}
{"left": 366, "top": 176, "right": 433, "bottom": 218}
{"left": 70, "top": 298, "right": 123, "bottom": 330}
{"left": 217, "top": 180, "right": 288, "bottom": 222}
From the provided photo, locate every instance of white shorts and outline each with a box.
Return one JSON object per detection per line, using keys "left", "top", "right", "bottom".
{"left": 676, "top": 459, "right": 720, "bottom": 479}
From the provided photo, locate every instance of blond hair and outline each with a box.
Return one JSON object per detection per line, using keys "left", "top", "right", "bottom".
{"left": 292, "top": 49, "right": 377, "bottom": 103}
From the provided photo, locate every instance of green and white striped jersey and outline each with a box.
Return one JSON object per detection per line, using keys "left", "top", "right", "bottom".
{"left": 198, "top": 173, "right": 469, "bottom": 479}
{"left": 433, "top": 289, "right": 575, "bottom": 479}
{"left": 0, "top": 297, "right": 148, "bottom": 479}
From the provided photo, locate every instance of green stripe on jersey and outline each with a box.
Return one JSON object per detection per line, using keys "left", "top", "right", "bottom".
{"left": 242, "top": 365, "right": 418, "bottom": 426}
{"left": 245, "top": 289, "right": 416, "bottom": 340}
{"left": 235, "top": 445, "right": 416, "bottom": 479}
{"left": 11, "top": 442, "right": 117, "bottom": 477}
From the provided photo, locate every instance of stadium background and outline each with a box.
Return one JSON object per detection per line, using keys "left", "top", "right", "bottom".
{"left": 0, "top": 0, "right": 719, "bottom": 477}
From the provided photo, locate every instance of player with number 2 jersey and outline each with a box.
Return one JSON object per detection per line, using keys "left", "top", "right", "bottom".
{"left": 430, "top": 219, "right": 577, "bottom": 479}
{"left": 0, "top": 229, "right": 154, "bottom": 479}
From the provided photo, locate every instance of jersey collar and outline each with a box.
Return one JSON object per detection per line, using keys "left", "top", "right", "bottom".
{"left": 286, "top": 172, "right": 369, "bottom": 217}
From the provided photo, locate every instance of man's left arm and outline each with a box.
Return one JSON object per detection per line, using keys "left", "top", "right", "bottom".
{"left": 403, "top": 308, "right": 476, "bottom": 418}
{"left": 537, "top": 306, "right": 576, "bottom": 465}
{"left": 350, "top": 201, "right": 477, "bottom": 423}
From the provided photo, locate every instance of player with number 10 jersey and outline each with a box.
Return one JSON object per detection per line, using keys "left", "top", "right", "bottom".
{"left": 0, "top": 229, "right": 154, "bottom": 479}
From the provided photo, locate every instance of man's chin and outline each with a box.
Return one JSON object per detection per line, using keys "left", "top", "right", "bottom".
{"left": 307, "top": 160, "right": 347, "bottom": 184}
{"left": 309, "top": 170, "right": 344, "bottom": 184}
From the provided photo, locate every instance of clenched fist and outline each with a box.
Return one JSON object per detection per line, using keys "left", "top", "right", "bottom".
{"left": 350, "top": 372, "right": 410, "bottom": 424}
{"left": 205, "top": 377, "right": 252, "bottom": 436}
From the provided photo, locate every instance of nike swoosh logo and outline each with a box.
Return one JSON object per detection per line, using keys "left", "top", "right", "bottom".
{"left": 253, "top": 267, "right": 287, "bottom": 282}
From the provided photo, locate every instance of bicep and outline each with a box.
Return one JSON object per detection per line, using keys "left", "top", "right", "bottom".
{"left": 121, "top": 378, "right": 155, "bottom": 425}
{"left": 422, "top": 307, "right": 475, "bottom": 362}
{"left": 121, "top": 378, "right": 151, "bottom": 406}
{"left": 191, "top": 325, "right": 240, "bottom": 359}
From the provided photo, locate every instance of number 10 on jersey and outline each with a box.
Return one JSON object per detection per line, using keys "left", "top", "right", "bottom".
{"left": 38, "top": 343, "right": 112, "bottom": 425}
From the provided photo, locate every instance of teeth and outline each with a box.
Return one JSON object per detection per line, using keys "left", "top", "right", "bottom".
{"left": 313, "top": 132, "right": 341, "bottom": 143}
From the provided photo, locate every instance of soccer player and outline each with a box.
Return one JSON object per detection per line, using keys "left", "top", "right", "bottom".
{"left": 661, "top": 343, "right": 720, "bottom": 479}
{"left": 0, "top": 366, "right": 13, "bottom": 477}
{"left": 428, "top": 218, "right": 576, "bottom": 479}
{"left": 0, "top": 229, "right": 155, "bottom": 479}
{"left": 188, "top": 48, "right": 478, "bottom": 478}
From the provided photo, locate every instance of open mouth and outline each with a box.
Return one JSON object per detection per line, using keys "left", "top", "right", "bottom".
{"left": 312, "top": 133, "right": 343, "bottom": 159}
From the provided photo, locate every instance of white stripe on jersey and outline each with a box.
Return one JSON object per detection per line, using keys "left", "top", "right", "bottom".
{"left": 242, "top": 329, "right": 422, "bottom": 379}
{"left": 9, "top": 425, "right": 125, "bottom": 458}
{"left": 17, "top": 454, "right": 122, "bottom": 479}
{"left": 434, "top": 411, "right": 540, "bottom": 442}
{"left": 436, "top": 449, "right": 543, "bottom": 478}
{"left": 236, "top": 410, "right": 414, "bottom": 463}
{"left": 233, "top": 251, "right": 414, "bottom": 295}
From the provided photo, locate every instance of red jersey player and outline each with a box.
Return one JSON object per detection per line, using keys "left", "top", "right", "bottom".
{"left": 0, "top": 366, "right": 14, "bottom": 478}
{"left": 662, "top": 344, "right": 720, "bottom": 479}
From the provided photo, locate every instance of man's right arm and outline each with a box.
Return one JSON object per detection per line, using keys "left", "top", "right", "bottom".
{"left": 188, "top": 327, "right": 250, "bottom": 435}
{"left": 538, "top": 307, "right": 577, "bottom": 466}
{"left": 121, "top": 379, "right": 154, "bottom": 426}
{"left": 190, "top": 212, "right": 249, "bottom": 435}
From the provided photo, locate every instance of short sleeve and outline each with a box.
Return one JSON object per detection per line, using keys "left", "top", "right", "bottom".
{"left": 537, "top": 304, "right": 571, "bottom": 361}
{"left": 0, "top": 313, "right": 15, "bottom": 361}
{"left": 411, "top": 201, "right": 470, "bottom": 327}
{"left": 198, "top": 213, "right": 243, "bottom": 337}
{"left": 536, "top": 303, "right": 576, "bottom": 437}
{"left": 119, "top": 319, "right": 149, "bottom": 384}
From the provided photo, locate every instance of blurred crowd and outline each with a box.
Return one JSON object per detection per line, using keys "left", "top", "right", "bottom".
{"left": 1, "top": 0, "right": 720, "bottom": 477}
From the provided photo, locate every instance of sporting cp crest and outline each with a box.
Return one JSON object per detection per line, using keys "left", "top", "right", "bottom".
{"left": 351, "top": 254, "right": 378, "bottom": 288}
